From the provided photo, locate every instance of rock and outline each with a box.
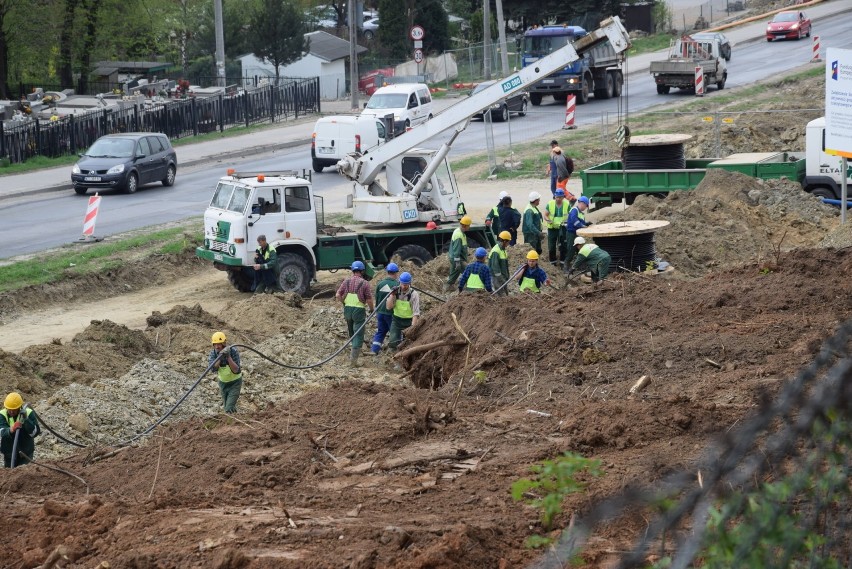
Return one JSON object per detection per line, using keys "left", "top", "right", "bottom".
{"left": 68, "top": 413, "right": 90, "bottom": 435}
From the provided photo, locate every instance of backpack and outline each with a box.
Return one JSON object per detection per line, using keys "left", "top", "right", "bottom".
{"left": 564, "top": 155, "right": 574, "bottom": 175}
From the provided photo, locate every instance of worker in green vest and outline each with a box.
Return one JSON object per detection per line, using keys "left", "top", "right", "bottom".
{"left": 386, "top": 272, "right": 421, "bottom": 351}
{"left": 1, "top": 392, "right": 40, "bottom": 468}
{"left": 543, "top": 189, "right": 570, "bottom": 266}
{"left": 565, "top": 196, "right": 592, "bottom": 269}
{"left": 489, "top": 231, "right": 512, "bottom": 296}
{"left": 444, "top": 215, "right": 472, "bottom": 292}
{"left": 522, "top": 191, "right": 544, "bottom": 255}
{"left": 485, "top": 191, "right": 508, "bottom": 237}
{"left": 568, "top": 237, "right": 612, "bottom": 283}
{"left": 252, "top": 234, "right": 279, "bottom": 294}
{"left": 370, "top": 262, "right": 399, "bottom": 355}
{"left": 335, "top": 261, "right": 376, "bottom": 367}
{"left": 517, "top": 250, "right": 551, "bottom": 293}
{"left": 208, "top": 332, "right": 242, "bottom": 413}
{"left": 458, "top": 247, "right": 494, "bottom": 293}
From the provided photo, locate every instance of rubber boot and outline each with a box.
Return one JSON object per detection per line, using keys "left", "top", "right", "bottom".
{"left": 350, "top": 348, "right": 360, "bottom": 368}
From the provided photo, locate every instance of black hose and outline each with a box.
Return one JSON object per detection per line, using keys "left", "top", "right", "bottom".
{"left": 10, "top": 428, "right": 20, "bottom": 468}
{"left": 36, "top": 415, "right": 87, "bottom": 448}
{"left": 594, "top": 233, "right": 658, "bottom": 273}
{"left": 412, "top": 286, "right": 447, "bottom": 303}
{"left": 623, "top": 143, "right": 685, "bottom": 170}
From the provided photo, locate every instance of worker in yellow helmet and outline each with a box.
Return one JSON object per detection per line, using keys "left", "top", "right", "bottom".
{"left": 489, "top": 231, "right": 512, "bottom": 296}
{"left": 444, "top": 215, "right": 472, "bottom": 292}
{"left": 1, "top": 392, "right": 41, "bottom": 468}
{"left": 208, "top": 332, "right": 242, "bottom": 413}
{"left": 517, "top": 250, "right": 551, "bottom": 293}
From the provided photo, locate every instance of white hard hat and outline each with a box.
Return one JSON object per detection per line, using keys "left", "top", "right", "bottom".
{"left": 529, "top": 191, "right": 541, "bottom": 201}
{"left": 574, "top": 236, "right": 586, "bottom": 246}
{"left": 498, "top": 191, "right": 509, "bottom": 200}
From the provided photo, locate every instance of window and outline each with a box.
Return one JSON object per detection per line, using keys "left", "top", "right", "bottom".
{"left": 285, "top": 186, "right": 312, "bottom": 212}
{"left": 210, "top": 182, "right": 251, "bottom": 213}
{"left": 136, "top": 137, "right": 151, "bottom": 156}
{"left": 376, "top": 121, "right": 386, "bottom": 140}
{"left": 147, "top": 136, "right": 165, "bottom": 153}
{"left": 365, "top": 94, "right": 407, "bottom": 109}
{"left": 418, "top": 90, "right": 432, "bottom": 105}
{"left": 158, "top": 136, "right": 172, "bottom": 150}
{"left": 252, "top": 187, "right": 282, "bottom": 214}
{"left": 407, "top": 94, "right": 418, "bottom": 109}
{"left": 433, "top": 159, "right": 455, "bottom": 195}
{"left": 402, "top": 157, "right": 429, "bottom": 189}
{"left": 211, "top": 183, "right": 234, "bottom": 209}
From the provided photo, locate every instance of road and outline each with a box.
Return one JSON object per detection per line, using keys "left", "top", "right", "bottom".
{"left": 1, "top": 15, "right": 849, "bottom": 259}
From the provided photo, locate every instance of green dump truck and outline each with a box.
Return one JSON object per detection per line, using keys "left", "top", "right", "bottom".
{"left": 581, "top": 152, "right": 806, "bottom": 207}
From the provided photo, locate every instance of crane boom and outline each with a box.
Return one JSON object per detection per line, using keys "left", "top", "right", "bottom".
{"left": 338, "top": 16, "right": 630, "bottom": 187}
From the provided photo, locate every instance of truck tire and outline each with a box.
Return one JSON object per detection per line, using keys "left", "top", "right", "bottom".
{"left": 393, "top": 244, "right": 433, "bottom": 267}
{"left": 717, "top": 73, "right": 727, "bottom": 90}
{"left": 576, "top": 80, "right": 590, "bottom": 104}
{"left": 594, "top": 73, "right": 614, "bottom": 100}
{"left": 656, "top": 84, "right": 671, "bottom": 95}
{"left": 312, "top": 159, "right": 324, "bottom": 173}
{"left": 530, "top": 93, "right": 542, "bottom": 106}
{"left": 612, "top": 72, "right": 623, "bottom": 97}
{"left": 228, "top": 269, "right": 253, "bottom": 293}
{"left": 277, "top": 253, "right": 311, "bottom": 296}
{"left": 810, "top": 186, "right": 837, "bottom": 200}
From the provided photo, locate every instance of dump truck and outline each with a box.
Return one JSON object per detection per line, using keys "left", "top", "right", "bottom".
{"left": 650, "top": 35, "right": 727, "bottom": 94}
{"left": 195, "top": 17, "right": 632, "bottom": 295}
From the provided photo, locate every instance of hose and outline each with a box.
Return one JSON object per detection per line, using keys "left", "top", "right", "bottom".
{"left": 36, "top": 416, "right": 86, "bottom": 448}
{"left": 10, "top": 428, "right": 20, "bottom": 468}
{"left": 412, "top": 285, "right": 447, "bottom": 303}
{"left": 492, "top": 264, "right": 527, "bottom": 296}
{"left": 623, "top": 143, "right": 685, "bottom": 170}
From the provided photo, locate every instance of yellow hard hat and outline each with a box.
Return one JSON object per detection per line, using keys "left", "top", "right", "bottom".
{"left": 211, "top": 331, "right": 227, "bottom": 344}
{"left": 498, "top": 231, "right": 511, "bottom": 240}
{"left": 4, "top": 392, "right": 23, "bottom": 410}
{"left": 459, "top": 215, "right": 472, "bottom": 225}
{"left": 526, "top": 250, "right": 539, "bottom": 260}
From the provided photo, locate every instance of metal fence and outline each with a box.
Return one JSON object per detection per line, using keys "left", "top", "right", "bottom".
{"left": 0, "top": 78, "right": 320, "bottom": 165}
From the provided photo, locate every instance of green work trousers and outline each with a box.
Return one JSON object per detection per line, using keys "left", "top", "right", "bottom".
{"left": 591, "top": 256, "right": 611, "bottom": 282}
{"left": 564, "top": 231, "right": 578, "bottom": 270}
{"left": 547, "top": 228, "right": 567, "bottom": 264}
{"left": 218, "top": 378, "right": 242, "bottom": 414}
{"left": 446, "top": 260, "right": 467, "bottom": 285}
{"left": 389, "top": 317, "right": 413, "bottom": 350}
{"left": 523, "top": 232, "right": 542, "bottom": 255}
{"left": 492, "top": 275, "right": 508, "bottom": 296}
{"left": 344, "top": 306, "right": 367, "bottom": 349}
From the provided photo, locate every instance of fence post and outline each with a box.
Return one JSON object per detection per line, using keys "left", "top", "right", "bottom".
{"left": 0, "top": 120, "right": 5, "bottom": 162}
{"left": 101, "top": 108, "right": 107, "bottom": 137}
{"left": 219, "top": 93, "right": 225, "bottom": 133}
{"left": 191, "top": 97, "right": 198, "bottom": 137}
{"left": 69, "top": 114, "right": 76, "bottom": 155}
{"left": 35, "top": 118, "right": 41, "bottom": 158}
{"left": 134, "top": 105, "right": 140, "bottom": 131}
{"left": 270, "top": 85, "right": 276, "bottom": 123}
{"left": 244, "top": 90, "right": 250, "bottom": 128}
{"left": 295, "top": 84, "right": 300, "bottom": 120}
{"left": 316, "top": 78, "right": 321, "bottom": 113}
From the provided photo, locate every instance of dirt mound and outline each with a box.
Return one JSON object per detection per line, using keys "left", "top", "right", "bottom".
{"left": 73, "top": 319, "right": 152, "bottom": 356}
{"left": 0, "top": 350, "right": 46, "bottom": 399}
{"left": 607, "top": 170, "right": 837, "bottom": 276}
{"left": 20, "top": 342, "right": 139, "bottom": 390}
{"left": 146, "top": 303, "right": 226, "bottom": 328}
{"left": 215, "top": 293, "right": 305, "bottom": 338}
{"left": 818, "top": 218, "right": 852, "bottom": 248}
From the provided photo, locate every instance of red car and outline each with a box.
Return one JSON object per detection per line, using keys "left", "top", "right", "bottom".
{"left": 766, "top": 10, "right": 811, "bottom": 41}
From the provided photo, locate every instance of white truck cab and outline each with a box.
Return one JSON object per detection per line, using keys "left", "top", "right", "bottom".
{"left": 804, "top": 117, "right": 852, "bottom": 199}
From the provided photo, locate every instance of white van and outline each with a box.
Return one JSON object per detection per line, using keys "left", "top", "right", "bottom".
{"left": 361, "top": 83, "right": 434, "bottom": 135}
{"left": 311, "top": 115, "right": 388, "bottom": 173}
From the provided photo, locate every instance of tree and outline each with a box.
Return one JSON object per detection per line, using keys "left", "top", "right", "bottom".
{"left": 376, "top": 0, "right": 407, "bottom": 60}
{"left": 249, "top": 0, "right": 308, "bottom": 84}
{"left": 415, "top": 0, "right": 449, "bottom": 54}
{"left": 377, "top": 0, "right": 450, "bottom": 60}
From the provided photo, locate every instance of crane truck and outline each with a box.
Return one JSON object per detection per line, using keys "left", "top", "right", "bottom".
{"left": 194, "top": 17, "right": 631, "bottom": 296}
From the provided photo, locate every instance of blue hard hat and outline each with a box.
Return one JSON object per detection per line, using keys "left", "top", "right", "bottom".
{"left": 474, "top": 247, "right": 487, "bottom": 259}
{"left": 386, "top": 262, "right": 399, "bottom": 273}
{"left": 555, "top": 189, "right": 566, "bottom": 197}
{"left": 578, "top": 196, "right": 590, "bottom": 206}
{"left": 399, "top": 272, "right": 412, "bottom": 284}
{"left": 351, "top": 260, "right": 365, "bottom": 271}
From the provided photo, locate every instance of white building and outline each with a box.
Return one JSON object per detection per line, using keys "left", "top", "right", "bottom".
{"left": 237, "top": 31, "right": 367, "bottom": 100}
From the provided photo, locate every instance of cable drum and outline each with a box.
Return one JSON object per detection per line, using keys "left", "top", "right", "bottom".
{"left": 594, "top": 233, "right": 658, "bottom": 273}
{"left": 623, "top": 143, "right": 685, "bottom": 170}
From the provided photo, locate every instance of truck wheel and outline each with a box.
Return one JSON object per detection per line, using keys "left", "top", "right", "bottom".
{"left": 393, "top": 244, "right": 433, "bottom": 267}
{"left": 612, "top": 72, "right": 623, "bottom": 97}
{"left": 227, "top": 269, "right": 253, "bottom": 293}
{"left": 595, "top": 73, "right": 614, "bottom": 100}
{"left": 277, "top": 253, "right": 311, "bottom": 296}
{"left": 530, "top": 93, "right": 542, "bottom": 106}
{"left": 810, "top": 187, "right": 837, "bottom": 200}
{"left": 577, "top": 81, "right": 590, "bottom": 105}
{"left": 312, "top": 159, "right": 324, "bottom": 173}
{"left": 717, "top": 73, "right": 726, "bottom": 90}
{"left": 656, "top": 84, "right": 671, "bottom": 95}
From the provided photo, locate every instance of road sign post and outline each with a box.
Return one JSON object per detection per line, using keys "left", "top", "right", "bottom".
{"left": 410, "top": 26, "right": 426, "bottom": 75}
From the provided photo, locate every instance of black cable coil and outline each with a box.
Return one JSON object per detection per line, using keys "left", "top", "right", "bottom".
{"left": 594, "top": 233, "right": 658, "bottom": 273}
{"left": 624, "top": 143, "right": 686, "bottom": 170}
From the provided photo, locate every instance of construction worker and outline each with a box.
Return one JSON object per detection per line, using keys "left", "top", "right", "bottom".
{"left": 543, "top": 189, "right": 570, "bottom": 266}
{"left": 523, "top": 191, "right": 544, "bottom": 255}
{"left": 252, "top": 235, "right": 278, "bottom": 294}
{"left": 444, "top": 215, "right": 472, "bottom": 292}
{"left": 568, "top": 237, "right": 612, "bottom": 283}
{"left": 546, "top": 140, "right": 559, "bottom": 196}
{"left": 565, "top": 196, "right": 592, "bottom": 269}
{"left": 498, "top": 196, "right": 521, "bottom": 246}
{"left": 335, "top": 261, "right": 375, "bottom": 367}
{"left": 1, "top": 392, "right": 40, "bottom": 468}
{"left": 371, "top": 262, "right": 399, "bottom": 355}
{"left": 489, "top": 231, "right": 511, "bottom": 296}
{"left": 553, "top": 147, "right": 574, "bottom": 197}
{"left": 209, "top": 332, "right": 242, "bottom": 413}
{"left": 485, "top": 191, "right": 509, "bottom": 236}
{"left": 386, "top": 272, "right": 421, "bottom": 351}
{"left": 517, "top": 250, "right": 551, "bottom": 293}
{"left": 458, "top": 247, "right": 493, "bottom": 293}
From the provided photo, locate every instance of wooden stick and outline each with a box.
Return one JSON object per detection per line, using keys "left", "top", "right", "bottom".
{"left": 148, "top": 436, "right": 164, "bottom": 500}
{"left": 394, "top": 340, "right": 466, "bottom": 359}
{"left": 450, "top": 312, "right": 472, "bottom": 344}
{"left": 37, "top": 545, "right": 70, "bottom": 569}
{"left": 705, "top": 358, "right": 722, "bottom": 369}
{"left": 307, "top": 434, "right": 338, "bottom": 462}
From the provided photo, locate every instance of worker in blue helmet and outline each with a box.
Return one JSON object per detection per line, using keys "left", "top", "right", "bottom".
{"left": 335, "top": 260, "right": 375, "bottom": 367}
{"left": 544, "top": 188, "right": 570, "bottom": 266}
{"left": 385, "top": 271, "right": 421, "bottom": 352}
{"left": 565, "top": 195, "right": 592, "bottom": 270}
{"left": 457, "top": 247, "right": 493, "bottom": 293}
{"left": 370, "top": 262, "right": 400, "bottom": 355}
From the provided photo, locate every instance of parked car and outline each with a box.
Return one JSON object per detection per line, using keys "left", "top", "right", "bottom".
{"left": 363, "top": 17, "right": 379, "bottom": 39}
{"left": 361, "top": 83, "right": 433, "bottom": 134}
{"left": 692, "top": 31, "right": 731, "bottom": 61}
{"left": 469, "top": 80, "right": 529, "bottom": 122}
{"left": 766, "top": 10, "right": 811, "bottom": 41}
{"left": 71, "top": 133, "right": 177, "bottom": 195}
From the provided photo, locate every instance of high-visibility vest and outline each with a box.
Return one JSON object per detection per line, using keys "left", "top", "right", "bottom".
{"left": 451, "top": 227, "right": 467, "bottom": 248}
{"left": 578, "top": 243, "right": 599, "bottom": 258}
{"left": 466, "top": 272, "right": 485, "bottom": 289}
{"left": 519, "top": 276, "right": 541, "bottom": 293}
{"left": 393, "top": 293, "right": 414, "bottom": 319}
{"left": 568, "top": 206, "right": 585, "bottom": 231}
{"left": 256, "top": 246, "right": 271, "bottom": 261}
{"left": 546, "top": 200, "right": 567, "bottom": 229}
{"left": 1, "top": 407, "right": 33, "bottom": 428}
{"left": 344, "top": 292, "right": 366, "bottom": 309}
{"left": 217, "top": 348, "right": 242, "bottom": 383}
{"left": 489, "top": 243, "right": 507, "bottom": 261}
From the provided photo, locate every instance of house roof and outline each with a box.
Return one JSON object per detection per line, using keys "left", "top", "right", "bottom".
{"left": 94, "top": 61, "right": 174, "bottom": 74}
{"left": 306, "top": 31, "right": 367, "bottom": 62}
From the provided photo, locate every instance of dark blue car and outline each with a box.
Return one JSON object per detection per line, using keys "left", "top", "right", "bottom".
{"left": 72, "top": 133, "right": 177, "bottom": 195}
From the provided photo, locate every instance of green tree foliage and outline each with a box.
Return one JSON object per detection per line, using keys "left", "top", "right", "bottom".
{"left": 415, "top": 0, "right": 449, "bottom": 54}
{"left": 468, "top": 8, "right": 498, "bottom": 44}
{"left": 249, "top": 0, "right": 308, "bottom": 83}
{"left": 376, "top": 0, "right": 407, "bottom": 60}
{"left": 503, "top": 0, "right": 622, "bottom": 29}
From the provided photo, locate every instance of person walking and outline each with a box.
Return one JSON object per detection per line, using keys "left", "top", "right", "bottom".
{"left": 458, "top": 247, "right": 494, "bottom": 293}
{"left": 1, "top": 392, "right": 40, "bottom": 468}
{"left": 565, "top": 196, "right": 592, "bottom": 269}
{"left": 371, "top": 263, "right": 399, "bottom": 355}
{"left": 498, "top": 196, "right": 522, "bottom": 246}
{"left": 489, "top": 231, "right": 512, "bottom": 296}
{"left": 444, "top": 215, "right": 472, "bottom": 292}
{"left": 485, "top": 191, "right": 508, "bottom": 236}
{"left": 543, "top": 189, "right": 570, "bottom": 266}
{"left": 546, "top": 140, "right": 559, "bottom": 197}
{"left": 568, "top": 237, "right": 612, "bottom": 283}
{"left": 517, "top": 250, "right": 551, "bottom": 293}
{"left": 523, "top": 192, "right": 544, "bottom": 255}
{"left": 553, "top": 147, "right": 575, "bottom": 199}
{"left": 252, "top": 235, "right": 278, "bottom": 294}
{"left": 208, "top": 332, "right": 242, "bottom": 414}
{"left": 335, "top": 261, "right": 375, "bottom": 367}
{"left": 386, "top": 272, "right": 421, "bottom": 351}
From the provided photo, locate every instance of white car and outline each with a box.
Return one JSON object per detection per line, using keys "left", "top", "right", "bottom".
{"left": 363, "top": 17, "right": 379, "bottom": 39}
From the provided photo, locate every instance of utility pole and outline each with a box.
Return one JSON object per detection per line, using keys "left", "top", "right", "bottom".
{"left": 213, "top": 0, "right": 226, "bottom": 87}
{"left": 483, "top": 0, "right": 491, "bottom": 80}
{"left": 495, "top": 0, "right": 510, "bottom": 76}
{"left": 348, "top": 0, "right": 360, "bottom": 109}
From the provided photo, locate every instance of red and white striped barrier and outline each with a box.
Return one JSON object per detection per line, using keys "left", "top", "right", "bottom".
{"left": 562, "top": 94, "right": 577, "bottom": 130}
{"left": 695, "top": 66, "right": 704, "bottom": 97}
{"left": 811, "top": 36, "right": 822, "bottom": 63}
{"left": 79, "top": 193, "right": 102, "bottom": 242}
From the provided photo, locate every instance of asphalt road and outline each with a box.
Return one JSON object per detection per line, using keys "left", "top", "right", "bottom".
{"left": 1, "top": 15, "right": 850, "bottom": 259}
